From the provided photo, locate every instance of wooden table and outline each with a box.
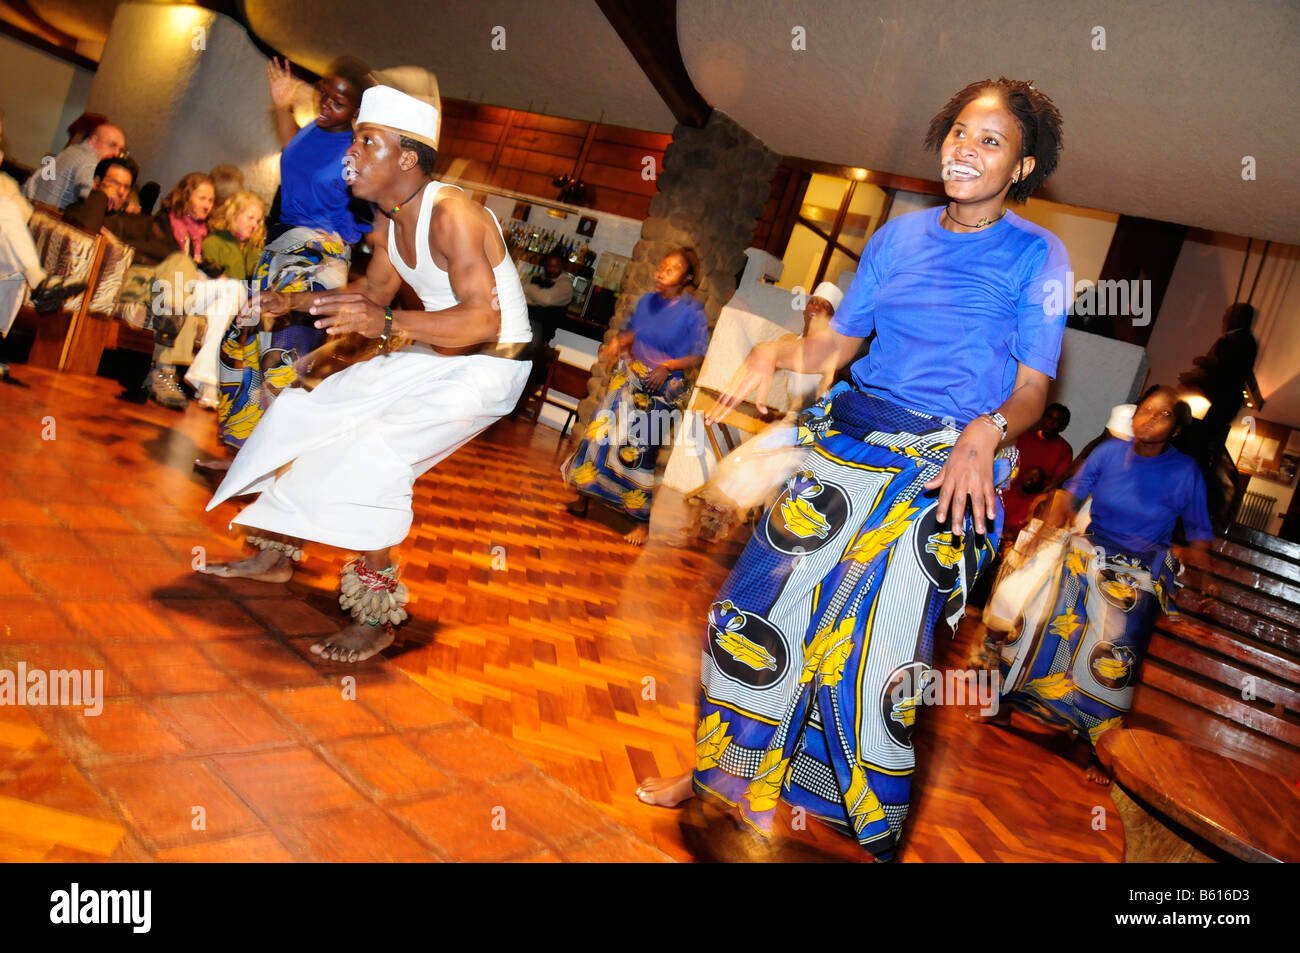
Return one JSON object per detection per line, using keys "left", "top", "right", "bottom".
{"left": 1098, "top": 728, "right": 1300, "bottom": 863}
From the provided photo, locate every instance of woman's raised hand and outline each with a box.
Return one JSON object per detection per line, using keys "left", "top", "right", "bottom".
{"left": 706, "top": 341, "right": 778, "bottom": 425}
{"left": 268, "top": 57, "right": 301, "bottom": 109}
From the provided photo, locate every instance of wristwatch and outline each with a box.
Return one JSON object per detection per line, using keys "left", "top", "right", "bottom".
{"left": 981, "top": 411, "right": 1008, "bottom": 440}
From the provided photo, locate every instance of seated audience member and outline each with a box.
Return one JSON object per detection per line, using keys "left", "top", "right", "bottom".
{"left": 977, "top": 386, "right": 1214, "bottom": 785}
{"left": 63, "top": 112, "right": 109, "bottom": 148}
{"left": 145, "top": 172, "right": 217, "bottom": 408}
{"left": 681, "top": 282, "right": 843, "bottom": 545}
{"left": 24, "top": 121, "right": 126, "bottom": 209}
{"left": 523, "top": 252, "right": 574, "bottom": 346}
{"left": 186, "top": 191, "right": 268, "bottom": 410}
{"left": 158, "top": 172, "right": 216, "bottom": 263}
{"left": 209, "top": 164, "right": 245, "bottom": 206}
{"left": 201, "top": 190, "right": 267, "bottom": 281}
{"left": 1019, "top": 401, "right": 1073, "bottom": 479}
{"left": 1000, "top": 401, "right": 1073, "bottom": 532}
{"left": 63, "top": 157, "right": 180, "bottom": 265}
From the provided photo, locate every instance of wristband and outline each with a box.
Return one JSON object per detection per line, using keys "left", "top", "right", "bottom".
{"left": 979, "top": 412, "right": 1008, "bottom": 440}
{"left": 380, "top": 307, "right": 393, "bottom": 351}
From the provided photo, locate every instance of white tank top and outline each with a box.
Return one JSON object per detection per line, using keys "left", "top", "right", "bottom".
{"left": 387, "top": 180, "right": 532, "bottom": 344}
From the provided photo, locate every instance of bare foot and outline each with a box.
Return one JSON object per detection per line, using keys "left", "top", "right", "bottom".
{"left": 624, "top": 523, "right": 649, "bottom": 546}
{"left": 199, "top": 548, "right": 293, "bottom": 582}
{"left": 1069, "top": 737, "right": 1113, "bottom": 785}
{"left": 1083, "top": 761, "right": 1113, "bottom": 785}
{"left": 310, "top": 622, "right": 395, "bottom": 663}
{"left": 636, "top": 773, "right": 694, "bottom": 807}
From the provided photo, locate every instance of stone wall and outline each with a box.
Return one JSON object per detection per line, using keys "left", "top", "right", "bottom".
{"left": 576, "top": 110, "right": 779, "bottom": 425}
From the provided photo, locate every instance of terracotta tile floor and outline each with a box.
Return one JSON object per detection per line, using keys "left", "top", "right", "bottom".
{"left": 0, "top": 367, "right": 669, "bottom": 862}
{"left": 0, "top": 366, "right": 1124, "bottom": 862}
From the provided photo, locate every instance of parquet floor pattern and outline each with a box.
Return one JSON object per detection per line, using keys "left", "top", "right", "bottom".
{"left": 0, "top": 365, "right": 1123, "bottom": 861}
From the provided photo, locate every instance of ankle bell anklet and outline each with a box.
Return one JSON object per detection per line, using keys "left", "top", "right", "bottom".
{"left": 246, "top": 534, "right": 304, "bottom": 561}
{"left": 339, "top": 559, "right": 409, "bottom": 627}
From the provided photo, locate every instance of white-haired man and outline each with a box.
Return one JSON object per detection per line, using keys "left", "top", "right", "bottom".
{"left": 25, "top": 121, "right": 126, "bottom": 209}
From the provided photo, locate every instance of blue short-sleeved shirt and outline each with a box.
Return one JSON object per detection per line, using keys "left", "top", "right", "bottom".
{"left": 627, "top": 292, "right": 710, "bottom": 368}
{"left": 279, "top": 124, "right": 369, "bottom": 244}
{"left": 1065, "top": 438, "right": 1215, "bottom": 559}
{"left": 829, "top": 207, "right": 1070, "bottom": 425}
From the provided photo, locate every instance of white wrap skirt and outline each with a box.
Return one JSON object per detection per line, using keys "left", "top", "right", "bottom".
{"left": 207, "top": 346, "right": 530, "bottom": 551}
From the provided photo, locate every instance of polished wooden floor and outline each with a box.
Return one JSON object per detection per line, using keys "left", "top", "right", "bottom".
{"left": 0, "top": 365, "right": 1124, "bottom": 861}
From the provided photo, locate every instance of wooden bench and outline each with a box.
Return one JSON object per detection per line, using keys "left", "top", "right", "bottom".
{"left": 1099, "top": 526, "right": 1300, "bottom": 860}
{"left": 1098, "top": 728, "right": 1300, "bottom": 862}
{"left": 16, "top": 205, "right": 136, "bottom": 375}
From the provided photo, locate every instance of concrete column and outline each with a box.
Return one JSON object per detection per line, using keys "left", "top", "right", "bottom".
{"left": 86, "top": 2, "right": 281, "bottom": 200}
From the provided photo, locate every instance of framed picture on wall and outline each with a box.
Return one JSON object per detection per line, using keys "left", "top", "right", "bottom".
{"left": 1231, "top": 418, "right": 1296, "bottom": 486}
{"left": 577, "top": 216, "right": 597, "bottom": 238}
{"left": 512, "top": 202, "right": 531, "bottom": 222}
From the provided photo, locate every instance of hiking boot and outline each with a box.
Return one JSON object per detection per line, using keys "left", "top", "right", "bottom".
{"left": 149, "top": 365, "right": 188, "bottom": 410}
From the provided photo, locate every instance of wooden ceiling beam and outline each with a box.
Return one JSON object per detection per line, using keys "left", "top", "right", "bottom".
{"left": 595, "top": 0, "right": 710, "bottom": 128}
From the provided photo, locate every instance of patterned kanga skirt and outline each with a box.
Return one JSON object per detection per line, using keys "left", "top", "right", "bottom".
{"left": 560, "top": 357, "right": 690, "bottom": 524}
{"left": 692, "top": 385, "right": 1014, "bottom": 861}
{"left": 997, "top": 535, "right": 1177, "bottom": 746}
{"left": 217, "top": 227, "right": 350, "bottom": 449}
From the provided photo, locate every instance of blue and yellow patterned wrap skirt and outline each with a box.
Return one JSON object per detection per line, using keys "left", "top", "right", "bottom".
{"left": 693, "top": 384, "right": 1015, "bottom": 861}
{"left": 216, "top": 228, "right": 350, "bottom": 449}
{"left": 560, "top": 357, "right": 691, "bottom": 523}
{"left": 997, "top": 535, "right": 1178, "bottom": 746}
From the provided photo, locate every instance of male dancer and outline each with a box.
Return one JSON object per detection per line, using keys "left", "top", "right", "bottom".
{"left": 202, "top": 86, "right": 532, "bottom": 662}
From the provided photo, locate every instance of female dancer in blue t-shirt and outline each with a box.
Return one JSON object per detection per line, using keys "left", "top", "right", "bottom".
{"left": 561, "top": 247, "right": 710, "bottom": 545}
{"left": 638, "top": 79, "right": 1069, "bottom": 861}
{"left": 214, "top": 56, "right": 374, "bottom": 453}
{"left": 985, "top": 386, "right": 1214, "bottom": 783}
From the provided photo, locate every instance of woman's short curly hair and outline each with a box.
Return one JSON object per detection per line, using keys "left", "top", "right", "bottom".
{"left": 669, "top": 246, "right": 701, "bottom": 289}
{"left": 924, "top": 78, "right": 1064, "bottom": 202}
{"left": 326, "top": 56, "right": 376, "bottom": 100}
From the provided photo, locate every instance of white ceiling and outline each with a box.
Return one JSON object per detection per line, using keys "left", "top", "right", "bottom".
{"left": 9, "top": 0, "right": 1299, "bottom": 242}
{"left": 241, "top": 0, "right": 1300, "bottom": 243}
{"left": 243, "top": 0, "right": 678, "bottom": 132}
{"left": 678, "top": 0, "right": 1300, "bottom": 245}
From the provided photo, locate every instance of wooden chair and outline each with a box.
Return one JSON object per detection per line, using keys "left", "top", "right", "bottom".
{"left": 516, "top": 346, "right": 559, "bottom": 422}
{"left": 19, "top": 207, "right": 133, "bottom": 374}
{"left": 544, "top": 358, "right": 592, "bottom": 443}
{"left": 684, "top": 386, "right": 773, "bottom": 484}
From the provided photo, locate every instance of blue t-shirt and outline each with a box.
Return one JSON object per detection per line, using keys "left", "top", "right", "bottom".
{"left": 1065, "top": 438, "right": 1214, "bottom": 560}
{"left": 830, "top": 207, "right": 1070, "bottom": 425}
{"left": 627, "top": 292, "right": 710, "bottom": 368}
{"left": 279, "top": 124, "right": 369, "bottom": 244}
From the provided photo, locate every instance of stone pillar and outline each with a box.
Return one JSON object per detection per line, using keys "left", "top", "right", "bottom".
{"left": 86, "top": 2, "right": 281, "bottom": 200}
{"left": 577, "top": 110, "right": 779, "bottom": 425}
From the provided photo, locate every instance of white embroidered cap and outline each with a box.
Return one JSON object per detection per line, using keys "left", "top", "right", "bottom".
{"left": 811, "top": 281, "right": 844, "bottom": 313}
{"left": 356, "top": 85, "right": 440, "bottom": 149}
